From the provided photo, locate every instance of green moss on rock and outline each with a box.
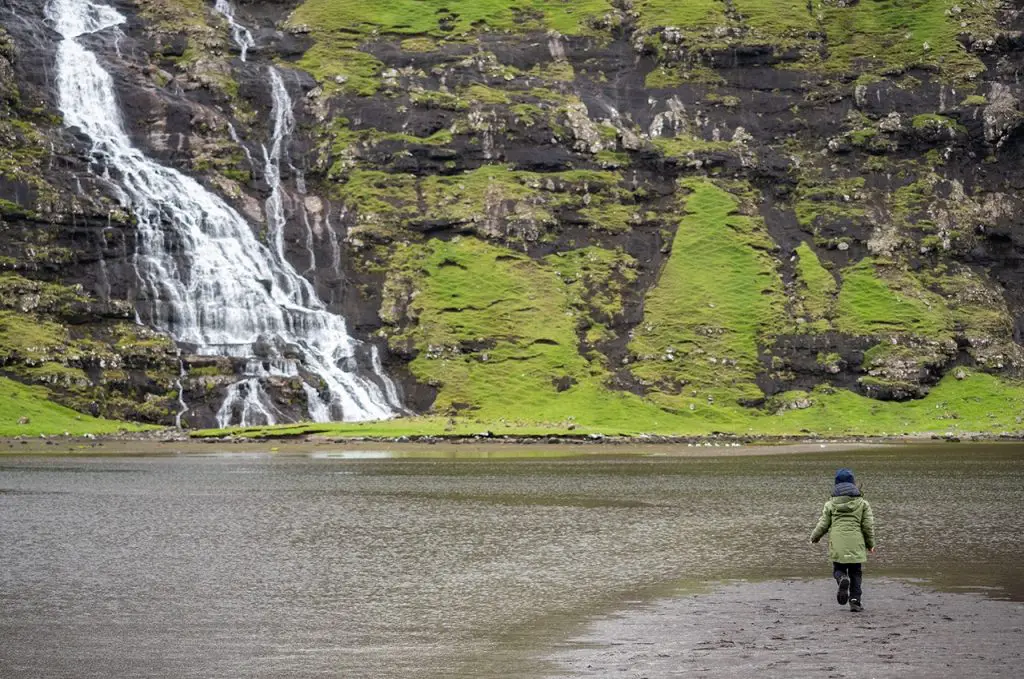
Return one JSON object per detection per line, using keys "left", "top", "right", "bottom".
{"left": 337, "top": 165, "right": 635, "bottom": 243}
{"left": 835, "top": 259, "right": 953, "bottom": 338}
{"left": 793, "top": 242, "right": 837, "bottom": 325}
{"left": 289, "top": 0, "right": 615, "bottom": 38}
{"left": 628, "top": 179, "right": 786, "bottom": 408}
{"left": 380, "top": 236, "right": 666, "bottom": 427}
{"left": 0, "top": 376, "right": 152, "bottom": 437}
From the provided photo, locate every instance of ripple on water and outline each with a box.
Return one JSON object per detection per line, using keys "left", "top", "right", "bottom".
{"left": 183, "top": 451, "right": 273, "bottom": 459}
{"left": 309, "top": 450, "right": 395, "bottom": 460}
{"left": 0, "top": 443, "right": 1020, "bottom": 678}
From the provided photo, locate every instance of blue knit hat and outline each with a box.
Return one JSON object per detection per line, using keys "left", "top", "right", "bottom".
{"left": 835, "top": 468, "right": 855, "bottom": 484}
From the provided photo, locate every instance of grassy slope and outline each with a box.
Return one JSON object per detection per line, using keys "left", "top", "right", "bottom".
{"left": 815, "top": 0, "right": 992, "bottom": 78}
{"left": 793, "top": 242, "right": 837, "bottom": 327}
{"left": 635, "top": 0, "right": 990, "bottom": 79}
{"left": 199, "top": 372, "right": 1024, "bottom": 439}
{"left": 628, "top": 180, "right": 785, "bottom": 410}
{"left": 287, "top": 0, "right": 994, "bottom": 93}
{"left": 0, "top": 377, "right": 150, "bottom": 437}
{"left": 288, "top": 0, "right": 614, "bottom": 92}
{"left": 383, "top": 237, "right": 670, "bottom": 429}
{"left": 289, "top": 0, "right": 614, "bottom": 36}
{"left": 835, "top": 259, "right": 953, "bottom": 337}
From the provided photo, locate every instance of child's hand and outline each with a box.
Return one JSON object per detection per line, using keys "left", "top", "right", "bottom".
{"left": 869, "top": 547, "right": 876, "bottom": 554}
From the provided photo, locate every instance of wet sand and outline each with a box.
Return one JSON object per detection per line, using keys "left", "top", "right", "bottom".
{"left": 545, "top": 578, "right": 1024, "bottom": 678}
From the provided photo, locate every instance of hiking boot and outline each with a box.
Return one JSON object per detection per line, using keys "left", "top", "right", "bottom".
{"left": 849, "top": 599, "right": 863, "bottom": 612}
{"left": 837, "top": 575, "right": 851, "bottom": 605}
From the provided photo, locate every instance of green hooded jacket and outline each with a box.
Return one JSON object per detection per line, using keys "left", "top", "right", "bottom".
{"left": 810, "top": 494, "right": 875, "bottom": 563}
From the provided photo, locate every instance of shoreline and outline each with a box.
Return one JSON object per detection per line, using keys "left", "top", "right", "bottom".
{"left": 2, "top": 430, "right": 1022, "bottom": 457}
{"left": 542, "top": 577, "right": 1024, "bottom": 678}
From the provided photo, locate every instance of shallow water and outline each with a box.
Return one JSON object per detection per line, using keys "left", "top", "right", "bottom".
{"left": 0, "top": 443, "right": 1021, "bottom": 677}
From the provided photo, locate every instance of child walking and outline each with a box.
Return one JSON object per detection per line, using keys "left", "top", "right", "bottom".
{"left": 810, "top": 468, "right": 875, "bottom": 612}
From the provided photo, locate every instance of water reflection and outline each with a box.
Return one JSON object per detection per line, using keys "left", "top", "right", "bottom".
{"left": 0, "top": 443, "right": 1020, "bottom": 678}
{"left": 309, "top": 448, "right": 595, "bottom": 460}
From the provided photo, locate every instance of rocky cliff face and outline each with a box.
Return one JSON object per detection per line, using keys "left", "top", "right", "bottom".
{"left": 1, "top": 0, "right": 1022, "bottom": 431}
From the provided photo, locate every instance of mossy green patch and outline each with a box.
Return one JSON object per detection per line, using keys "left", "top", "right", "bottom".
{"left": 651, "top": 135, "right": 733, "bottom": 159}
{"left": 545, "top": 246, "right": 638, "bottom": 327}
{"left": 849, "top": 127, "right": 883, "bottom": 150}
{"left": 628, "top": 180, "right": 786, "bottom": 408}
{"left": 135, "top": 0, "right": 231, "bottom": 72}
{"left": 465, "top": 84, "right": 512, "bottom": 105}
{"left": 834, "top": 259, "right": 953, "bottom": 337}
{"left": 327, "top": 116, "right": 455, "bottom": 172}
{"left": 793, "top": 177, "right": 867, "bottom": 233}
{"left": 411, "top": 89, "right": 469, "bottom": 111}
{"left": 0, "top": 273, "right": 91, "bottom": 315}
{"left": 793, "top": 242, "right": 837, "bottom": 324}
{"left": 134, "top": 0, "right": 210, "bottom": 33}
{"left": 294, "top": 40, "right": 384, "bottom": 96}
{"left": 0, "top": 46, "right": 57, "bottom": 201}
{"left": 333, "top": 170, "right": 420, "bottom": 238}
{"left": 917, "top": 263, "right": 1019, "bottom": 342}
{"left": 289, "top": 0, "right": 616, "bottom": 92}
{"left": 911, "top": 113, "right": 966, "bottom": 138}
{"left": 634, "top": 0, "right": 724, "bottom": 31}
{"left": 336, "top": 165, "right": 633, "bottom": 241}
{"left": 0, "top": 310, "right": 68, "bottom": 363}
{"left": 764, "top": 373, "right": 1024, "bottom": 436}
{"left": 510, "top": 103, "right": 544, "bottom": 126}
{"left": 738, "top": 0, "right": 818, "bottom": 48}
{"left": 578, "top": 203, "right": 637, "bottom": 233}
{"left": 635, "top": 0, "right": 994, "bottom": 81}
{"left": 595, "top": 150, "right": 630, "bottom": 168}
{"left": 0, "top": 376, "right": 151, "bottom": 437}
{"left": 400, "top": 37, "right": 438, "bottom": 52}
{"left": 381, "top": 237, "right": 670, "bottom": 428}
{"left": 289, "top": 0, "right": 615, "bottom": 37}
{"left": 911, "top": 113, "right": 960, "bottom": 130}
{"left": 815, "top": 0, "right": 992, "bottom": 80}
{"left": 635, "top": 1, "right": 823, "bottom": 68}
{"left": 645, "top": 65, "right": 725, "bottom": 88}
{"left": 0, "top": 271, "right": 178, "bottom": 424}
{"left": 419, "top": 166, "right": 545, "bottom": 229}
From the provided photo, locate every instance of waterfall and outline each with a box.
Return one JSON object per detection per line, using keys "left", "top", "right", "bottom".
{"left": 174, "top": 354, "right": 189, "bottom": 428}
{"left": 47, "top": 0, "right": 402, "bottom": 427}
{"left": 213, "top": 0, "right": 254, "bottom": 61}
{"left": 226, "top": 122, "right": 254, "bottom": 169}
{"left": 263, "top": 68, "right": 295, "bottom": 265}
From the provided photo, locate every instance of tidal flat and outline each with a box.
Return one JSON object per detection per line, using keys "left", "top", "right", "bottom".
{"left": 0, "top": 443, "right": 1021, "bottom": 678}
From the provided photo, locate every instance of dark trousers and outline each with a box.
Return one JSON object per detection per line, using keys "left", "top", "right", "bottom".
{"left": 833, "top": 562, "right": 863, "bottom": 601}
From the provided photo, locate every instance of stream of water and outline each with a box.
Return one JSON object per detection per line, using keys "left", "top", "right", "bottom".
{"left": 0, "top": 443, "right": 1021, "bottom": 677}
{"left": 46, "top": 0, "right": 401, "bottom": 427}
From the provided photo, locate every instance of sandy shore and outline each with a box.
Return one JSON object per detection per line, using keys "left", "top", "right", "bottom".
{"left": 3, "top": 427, "right": 1021, "bottom": 458}
{"left": 544, "top": 578, "right": 1024, "bottom": 678}
{"left": 0, "top": 436, "right": 915, "bottom": 457}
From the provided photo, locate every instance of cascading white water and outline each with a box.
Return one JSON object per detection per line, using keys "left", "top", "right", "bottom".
{"left": 216, "top": 0, "right": 333, "bottom": 420}
{"left": 263, "top": 68, "right": 295, "bottom": 265}
{"left": 174, "top": 354, "right": 188, "bottom": 428}
{"left": 213, "top": 0, "right": 254, "bottom": 61}
{"left": 47, "top": 0, "right": 402, "bottom": 427}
